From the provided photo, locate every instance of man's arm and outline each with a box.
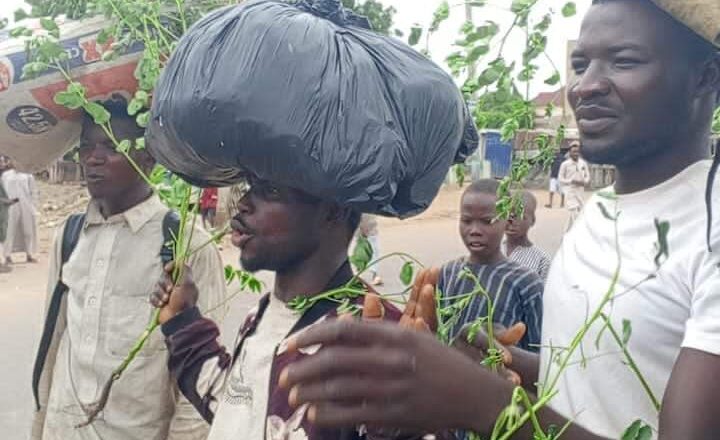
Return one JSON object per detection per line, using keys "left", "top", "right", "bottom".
{"left": 153, "top": 263, "right": 233, "bottom": 424}
{"left": 659, "top": 348, "right": 720, "bottom": 439}
{"left": 581, "top": 161, "right": 591, "bottom": 185}
{"left": 167, "top": 229, "right": 228, "bottom": 438}
{"left": 280, "top": 320, "right": 606, "bottom": 439}
{"left": 162, "top": 308, "right": 233, "bottom": 424}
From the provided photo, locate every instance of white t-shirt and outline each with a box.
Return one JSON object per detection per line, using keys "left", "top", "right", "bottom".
{"left": 540, "top": 160, "right": 720, "bottom": 438}
{"left": 208, "top": 295, "right": 300, "bottom": 440}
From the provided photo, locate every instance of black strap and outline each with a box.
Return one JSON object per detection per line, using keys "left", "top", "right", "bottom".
{"left": 32, "top": 213, "right": 85, "bottom": 410}
{"left": 31, "top": 210, "right": 181, "bottom": 411}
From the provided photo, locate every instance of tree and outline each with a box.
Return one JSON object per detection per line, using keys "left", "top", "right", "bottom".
{"left": 17, "top": 0, "right": 89, "bottom": 20}
{"left": 471, "top": 87, "right": 532, "bottom": 131}
{"left": 713, "top": 107, "right": 720, "bottom": 134}
{"left": 342, "top": 0, "right": 395, "bottom": 36}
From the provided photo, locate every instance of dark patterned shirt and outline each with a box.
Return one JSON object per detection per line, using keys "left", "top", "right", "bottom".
{"left": 506, "top": 243, "right": 552, "bottom": 283}
{"left": 438, "top": 258, "right": 544, "bottom": 352}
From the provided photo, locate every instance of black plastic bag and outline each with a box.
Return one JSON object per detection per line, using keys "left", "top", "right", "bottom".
{"left": 147, "top": 0, "right": 478, "bottom": 218}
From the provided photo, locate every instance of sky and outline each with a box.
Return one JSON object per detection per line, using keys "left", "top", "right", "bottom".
{"left": 1, "top": 0, "right": 591, "bottom": 97}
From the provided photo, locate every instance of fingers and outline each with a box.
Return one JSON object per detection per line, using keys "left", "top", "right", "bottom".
{"left": 496, "top": 322, "right": 526, "bottom": 347}
{"left": 280, "top": 344, "right": 416, "bottom": 389}
{"left": 416, "top": 284, "right": 437, "bottom": 331}
{"left": 307, "top": 401, "right": 408, "bottom": 429}
{"left": 149, "top": 289, "right": 169, "bottom": 308}
{"left": 287, "top": 319, "right": 407, "bottom": 353}
{"left": 455, "top": 325, "right": 512, "bottom": 365}
{"left": 362, "top": 293, "right": 384, "bottom": 321}
{"left": 403, "top": 269, "right": 427, "bottom": 319}
{"left": 288, "top": 377, "right": 410, "bottom": 408}
{"left": 425, "top": 267, "right": 440, "bottom": 287}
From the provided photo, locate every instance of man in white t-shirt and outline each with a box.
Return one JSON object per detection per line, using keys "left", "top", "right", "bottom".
{"left": 275, "top": 1, "right": 720, "bottom": 439}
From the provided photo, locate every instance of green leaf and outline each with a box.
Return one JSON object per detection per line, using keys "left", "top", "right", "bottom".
{"left": 408, "top": 26, "right": 423, "bottom": 46}
{"left": 596, "top": 202, "right": 617, "bottom": 221}
{"left": 117, "top": 139, "right": 132, "bottom": 154}
{"left": 136, "top": 111, "right": 150, "bottom": 128}
{"left": 466, "top": 45, "right": 489, "bottom": 63}
{"left": 400, "top": 261, "right": 414, "bottom": 286}
{"left": 127, "top": 98, "right": 144, "bottom": 116}
{"left": 476, "top": 61, "right": 506, "bottom": 87}
{"left": 474, "top": 22, "right": 499, "bottom": 40}
{"left": 621, "top": 420, "right": 652, "bottom": 440}
{"left": 562, "top": 2, "right": 577, "bottom": 18}
{"left": 40, "top": 18, "right": 59, "bottom": 38}
{"left": 101, "top": 50, "right": 117, "bottom": 62}
{"left": 135, "top": 138, "right": 146, "bottom": 150}
{"left": 13, "top": 9, "right": 29, "bottom": 22}
{"left": 430, "top": 1, "right": 450, "bottom": 33}
{"left": 544, "top": 71, "right": 561, "bottom": 86}
{"left": 224, "top": 265, "right": 236, "bottom": 283}
{"left": 511, "top": 0, "right": 532, "bottom": 14}
{"left": 350, "top": 235, "right": 373, "bottom": 273}
{"left": 653, "top": 219, "right": 671, "bottom": 268}
{"left": 22, "top": 62, "right": 48, "bottom": 79}
{"left": 622, "top": 319, "right": 632, "bottom": 345}
{"left": 84, "top": 101, "right": 110, "bottom": 125}
{"left": 10, "top": 26, "right": 28, "bottom": 38}
{"left": 53, "top": 90, "right": 85, "bottom": 110}
{"left": 96, "top": 28, "right": 113, "bottom": 45}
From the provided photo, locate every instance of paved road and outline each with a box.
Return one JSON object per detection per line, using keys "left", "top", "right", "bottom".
{"left": 0, "top": 187, "right": 570, "bottom": 439}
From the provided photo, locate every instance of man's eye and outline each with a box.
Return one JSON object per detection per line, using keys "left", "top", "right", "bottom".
{"left": 614, "top": 58, "right": 640, "bottom": 69}
{"left": 571, "top": 60, "right": 588, "bottom": 75}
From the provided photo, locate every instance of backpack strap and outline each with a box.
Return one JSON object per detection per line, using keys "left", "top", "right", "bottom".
{"left": 32, "top": 213, "right": 86, "bottom": 411}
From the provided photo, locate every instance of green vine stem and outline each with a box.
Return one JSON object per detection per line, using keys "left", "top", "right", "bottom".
{"left": 600, "top": 314, "right": 661, "bottom": 412}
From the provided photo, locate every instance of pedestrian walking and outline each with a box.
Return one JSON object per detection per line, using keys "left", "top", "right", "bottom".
{"left": 545, "top": 148, "right": 567, "bottom": 208}
{"left": 559, "top": 142, "right": 590, "bottom": 230}
{"left": 0, "top": 159, "right": 18, "bottom": 273}
{"left": 0, "top": 155, "right": 39, "bottom": 264}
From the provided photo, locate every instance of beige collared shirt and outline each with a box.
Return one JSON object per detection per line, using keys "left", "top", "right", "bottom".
{"left": 32, "top": 194, "right": 227, "bottom": 440}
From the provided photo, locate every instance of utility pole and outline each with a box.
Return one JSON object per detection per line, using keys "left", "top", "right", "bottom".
{"left": 465, "top": 2, "right": 477, "bottom": 81}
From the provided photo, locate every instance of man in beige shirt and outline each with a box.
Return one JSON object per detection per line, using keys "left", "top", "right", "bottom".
{"left": 558, "top": 142, "right": 591, "bottom": 230}
{"left": 31, "top": 98, "right": 227, "bottom": 440}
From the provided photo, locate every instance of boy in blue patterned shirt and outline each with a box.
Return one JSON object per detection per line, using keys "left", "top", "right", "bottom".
{"left": 439, "top": 179, "right": 544, "bottom": 351}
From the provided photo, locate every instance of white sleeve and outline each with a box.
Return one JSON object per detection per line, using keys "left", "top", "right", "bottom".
{"left": 682, "top": 249, "right": 720, "bottom": 355}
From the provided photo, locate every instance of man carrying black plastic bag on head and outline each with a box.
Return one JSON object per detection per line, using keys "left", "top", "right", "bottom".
{"left": 145, "top": 1, "right": 479, "bottom": 439}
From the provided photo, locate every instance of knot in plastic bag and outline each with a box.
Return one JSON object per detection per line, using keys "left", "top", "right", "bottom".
{"left": 296, "top": 0, "right": 371, "bottom": 29}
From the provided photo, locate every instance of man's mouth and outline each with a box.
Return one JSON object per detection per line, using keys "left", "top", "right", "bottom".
{"left": 575, "top": 105, "right": 619, "bottom": 135}
{"left": 85, "top": 173, "right": 105, "bottom": 184}
{"left": 467, "top": 242, "right": 487, "bottom": 250}
{"left": 230, "top": 219, "right": 254, "bottom": 249}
